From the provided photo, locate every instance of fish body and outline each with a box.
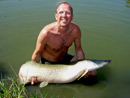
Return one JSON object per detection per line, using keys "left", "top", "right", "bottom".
{"left": 19, "top": 59, "right": 111, "bottom": 87}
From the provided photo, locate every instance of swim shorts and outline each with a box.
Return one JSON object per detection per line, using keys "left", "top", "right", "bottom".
{"left": 41, "top": 53, "right": 74, "bottom": 64}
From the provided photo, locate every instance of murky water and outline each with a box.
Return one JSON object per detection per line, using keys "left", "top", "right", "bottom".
{"left": 0, "top": 0, "right": 130, "bottom": 98}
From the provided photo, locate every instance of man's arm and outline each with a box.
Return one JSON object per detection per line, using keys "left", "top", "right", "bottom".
{"left": 74, "top": 26, "right": 97, "bottom": 77}
{"left": 31, "top": 29, "right": 47, "bottom": 63}
{"left": 74, "top": 27, "right": 85, "bottom": 60}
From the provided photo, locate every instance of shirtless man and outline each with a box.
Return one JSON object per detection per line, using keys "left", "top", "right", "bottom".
{"left": 32, "top": 2, "right": 96, "bottom": 77}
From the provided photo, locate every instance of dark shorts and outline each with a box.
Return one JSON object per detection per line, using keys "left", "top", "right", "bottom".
{"left": 41, "top": 53, "right": 74, "bottom": 64}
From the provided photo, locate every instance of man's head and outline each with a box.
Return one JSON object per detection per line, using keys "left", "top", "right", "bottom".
{"left": 55, "top": 2, "right": 73, "bottom": 27}
{"left": 56, "top": 2, "right": 73, "bottom": 15}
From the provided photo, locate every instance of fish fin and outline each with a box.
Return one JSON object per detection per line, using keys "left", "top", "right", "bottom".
{"left": 39, "top": 82, "right": 48, "bottom": 88}
{"left": 77, "top": 70, "right": 88, "bottom": 80}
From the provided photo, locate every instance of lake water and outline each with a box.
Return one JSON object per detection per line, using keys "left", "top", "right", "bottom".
{"left": 0, "top": 0, "right": 130, "bottom": 98}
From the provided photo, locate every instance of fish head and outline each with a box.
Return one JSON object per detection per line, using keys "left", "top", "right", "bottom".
{"left": 19, "top": 73, "right": 31, "bottom": 85}
{"left": 19, "top": 61, "right": 39, "bottom": 85}
{"left": 19, "top": 72, "right": 39, "bottom": 85}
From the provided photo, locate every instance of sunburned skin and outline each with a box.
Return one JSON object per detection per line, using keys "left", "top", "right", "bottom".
{"left": 41, "top": 24, "right": 75, "bottom": 60}
{"left": 31, "top": 2, "right": 85, "bottom": 63}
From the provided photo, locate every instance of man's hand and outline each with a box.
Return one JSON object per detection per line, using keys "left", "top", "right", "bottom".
{"left": 83, "top": 70, "right": 97, "bottom": 78}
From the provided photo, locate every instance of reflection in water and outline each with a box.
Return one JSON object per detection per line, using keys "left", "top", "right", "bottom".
{"left": 25, "top": 83, "right": 78, "bottom": 97}
{"left": 0, "top": 62, "right": 8, "bottom": 80}
{"left": 126, "top": 0, "right": 130, "bottom": 8}
{"left": 25, "top": 75, "right": 108, "bottom": 97}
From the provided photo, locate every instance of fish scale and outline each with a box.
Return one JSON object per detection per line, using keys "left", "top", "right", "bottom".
{"left": 19, "top": 59, "right": 111, "bottom": 87}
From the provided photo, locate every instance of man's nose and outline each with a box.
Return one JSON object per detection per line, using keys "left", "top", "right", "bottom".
{"left": 62, "top": 12, "right": 66, "bottom": 17}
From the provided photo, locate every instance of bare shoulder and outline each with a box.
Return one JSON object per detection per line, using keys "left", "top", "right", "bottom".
{"left": 71, "top": 22, "right": 81, "bottom": 36}
{"left": 40, "top": 22, "right": 56, "bottom": 35}
{"left": 37, "top": 22, "right": 56, "bottom": 42}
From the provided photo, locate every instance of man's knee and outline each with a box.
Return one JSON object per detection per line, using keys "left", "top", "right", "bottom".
{"left": 70, "top": 56, "right": 78, "bottom": 62}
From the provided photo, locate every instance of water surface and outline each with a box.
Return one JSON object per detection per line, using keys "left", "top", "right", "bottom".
{"left": 0, "top": 0, "right": 130, "bottom": 98}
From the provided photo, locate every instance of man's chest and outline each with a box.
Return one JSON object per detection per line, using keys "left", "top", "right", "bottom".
{"left": 47, "top": 33, "right": 74, "bottom": 51}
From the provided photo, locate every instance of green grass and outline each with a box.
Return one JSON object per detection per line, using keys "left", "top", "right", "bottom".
{"left": 0, "top": 77, "right": 27, "bottom": 98}
{"left": 0, "top": 64, "right": 51, "bottom": 98}
{"left": 0, "top": 77, "right": 51, "bottom": 98}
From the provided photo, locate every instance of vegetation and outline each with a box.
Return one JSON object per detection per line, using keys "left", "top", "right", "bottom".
{"left": 0, "top": 64, "right": 50, "bottom": 98}
{"left": 0, "top": 77, "right": 50, "bottom": 98}
{"left": 0, "top": 77, "right": 27, "bottom": 98}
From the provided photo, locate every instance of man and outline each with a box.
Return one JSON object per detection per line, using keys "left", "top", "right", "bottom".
{"left": 32, "top": 2, "right": 96, "bottom": 77}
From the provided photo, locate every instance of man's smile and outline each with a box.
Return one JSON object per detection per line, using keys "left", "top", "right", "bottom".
{"left": 61, "top": 18, "right": 67, "bottom": 22}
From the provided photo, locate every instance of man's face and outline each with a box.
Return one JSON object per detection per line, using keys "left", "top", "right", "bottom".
{"left": 55, "top": 4, "right": 73, "bottom": 27}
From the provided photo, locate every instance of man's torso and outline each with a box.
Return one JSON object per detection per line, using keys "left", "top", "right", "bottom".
{"left": 41, "top": 22, "right": 78, "bottom": 62}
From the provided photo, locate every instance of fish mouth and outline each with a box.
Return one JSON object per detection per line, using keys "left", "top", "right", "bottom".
{"left": 19, "top": 73, "right": 30, "bottom": 85}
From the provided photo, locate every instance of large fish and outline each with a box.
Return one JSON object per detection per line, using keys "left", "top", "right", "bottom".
{"left": 19, "top": 59, "right": 111, "bottom": 87}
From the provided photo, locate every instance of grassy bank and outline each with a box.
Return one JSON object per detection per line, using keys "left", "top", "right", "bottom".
{"left": 0, "top": 77, "right": 27, "bottom": 97}
{"left": 0, "top": 64, "right": 51, "bottom": 98}
{"left": 0, "top": 77, "right": 49, "bottom": 98}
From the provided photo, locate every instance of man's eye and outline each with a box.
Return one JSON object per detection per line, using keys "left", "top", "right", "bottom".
{"left": 58, "top": 11, "right": 71, "bottom": 15}
{"left": 66, "top": 12, "right": 71, "bottom": 15}
{"left": 59, "top": 11, "right": 63, "bottom": 14}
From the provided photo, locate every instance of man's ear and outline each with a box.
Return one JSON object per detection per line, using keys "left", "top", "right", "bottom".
{"left": 71, "top": 14, "right": 74, "bottom": 21}
{"left": 55, "top": 13, "right": 58, "bottom": 20}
